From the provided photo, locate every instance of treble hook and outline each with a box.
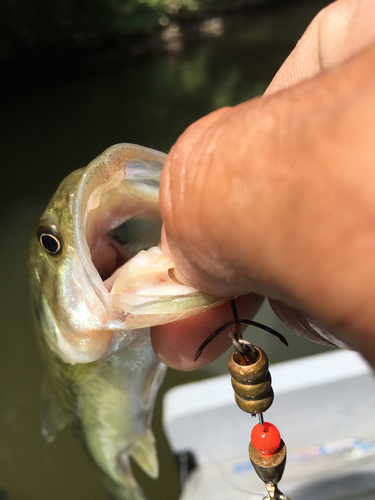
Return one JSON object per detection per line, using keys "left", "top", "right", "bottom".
{"left": 194, "top": 299, "right": 288, "bottom": 364}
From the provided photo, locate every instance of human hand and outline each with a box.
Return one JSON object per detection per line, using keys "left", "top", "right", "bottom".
{"left": 152, "top": 0, "right": 375, "bottom": 370}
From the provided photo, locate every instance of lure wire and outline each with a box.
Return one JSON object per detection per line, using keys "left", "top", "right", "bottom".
{"left": 194, "top": 299, "right": 288, "bottom": 363}
{"left": 258, "top": 413, "right": 264, "bottom": 427}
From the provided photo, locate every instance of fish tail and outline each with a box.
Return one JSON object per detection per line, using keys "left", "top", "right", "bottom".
{"left": 102, "top": 454, "right": 147, "bottom": 500}
{"left": 106, "top": 474, "right": 147, "bottom": 500}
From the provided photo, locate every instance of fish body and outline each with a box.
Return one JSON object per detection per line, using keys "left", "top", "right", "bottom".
{"left": 29, "top": 144, "right": 223, "bottom": 499}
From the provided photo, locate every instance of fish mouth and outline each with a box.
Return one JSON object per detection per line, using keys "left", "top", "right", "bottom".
{"left": 71, "top": 144, "right": 225, "bottom": 331}
{"left": 98, "top": 214, "right": 163, "bottom": 290}
{"left": 83, "top": 147, "right": 164, "bottom": 290}
{"left": 73, "top": 143, "right": 164, "bottom": 294}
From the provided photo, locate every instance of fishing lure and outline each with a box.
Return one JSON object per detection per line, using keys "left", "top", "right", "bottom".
{"left": 195, "top": 300, "right": 292, "bottom": 500}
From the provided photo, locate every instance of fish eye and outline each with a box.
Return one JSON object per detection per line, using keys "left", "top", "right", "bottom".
{"left": 37, "top": 227, "right": 62, "bottom": 255}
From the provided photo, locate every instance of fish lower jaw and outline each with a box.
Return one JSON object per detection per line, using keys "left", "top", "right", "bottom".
{"left": 54, "top": 328, "right": 115, "bottom": 364}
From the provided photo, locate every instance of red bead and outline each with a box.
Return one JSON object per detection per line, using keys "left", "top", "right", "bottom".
{"left": 251, "top": 422, "right": 281, "bottom": 455}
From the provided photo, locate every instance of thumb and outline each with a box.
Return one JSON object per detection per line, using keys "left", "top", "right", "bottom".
{"left": 159, "top": 103, "right": 260, "bottom": 297}
{"left": 159, "top": 43, "right": 375, "bottom": 369}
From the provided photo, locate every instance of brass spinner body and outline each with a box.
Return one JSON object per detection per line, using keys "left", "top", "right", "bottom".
{"left": 248, "top": 440, "right": 286, "bottom": 485}
{"left": 228, "top": 344, "right": 291, "bottom": 500}
{"left": 228, "top": 346, "right": 274, "bottom": 414}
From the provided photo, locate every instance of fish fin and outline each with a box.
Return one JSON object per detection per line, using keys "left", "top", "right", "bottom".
{"left": 107, "top": 456, "right": 147, "bottom": 500}
{"left": 40, "top": 375, "right": 71, "bottom": 443}
{"left": 127, "top": 429, "right": 159, "bottom": 479}
{"left": 141, "top": 362, "right": 166, "bottom": 407}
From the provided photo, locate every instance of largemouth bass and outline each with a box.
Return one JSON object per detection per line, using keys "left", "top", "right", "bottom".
{"left": 28, "top": 144, "right": 224, "bottom": 499}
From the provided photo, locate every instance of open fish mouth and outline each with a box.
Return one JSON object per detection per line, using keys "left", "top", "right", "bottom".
{"left": 71, "top": 143, "right": 224, "bottom": 331}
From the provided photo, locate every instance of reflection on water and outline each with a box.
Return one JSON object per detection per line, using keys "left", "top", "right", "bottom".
{"left": 0, "top": 2, "right": 331, "bottom": 499}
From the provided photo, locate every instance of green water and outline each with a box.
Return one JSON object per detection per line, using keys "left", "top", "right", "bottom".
{"left": 0, "top": 2, "right": 333, "bottom": 499}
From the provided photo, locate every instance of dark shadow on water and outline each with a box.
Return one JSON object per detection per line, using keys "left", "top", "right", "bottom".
{"left": 0, "top": 0, "right": 329, "bottom": 95}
